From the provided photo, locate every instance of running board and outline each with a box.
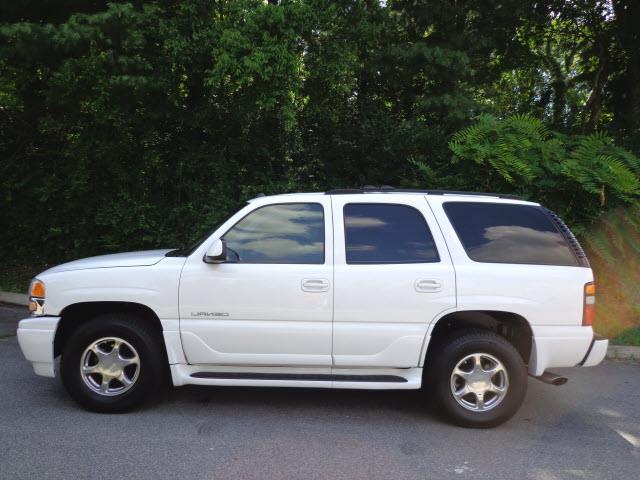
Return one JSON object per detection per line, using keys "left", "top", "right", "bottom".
{"left": 170, "top": 364, "right": 423, "bottom": 389}
{"left": 190, "top": 372, "right": 407, "bottom": 383}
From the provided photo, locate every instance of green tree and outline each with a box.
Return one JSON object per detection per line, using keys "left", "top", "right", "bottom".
{"left": 431, "top": 114, "right": 640, "bottom": 226}
{"left": 1, "top": 0, "right": 640, "bottom": 265}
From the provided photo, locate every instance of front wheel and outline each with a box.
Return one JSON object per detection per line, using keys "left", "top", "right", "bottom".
{"left": 60, "top": 313, "right": 165, "bottom": 412}
{"left": 432, "top": 330, "right": 527, "bottom": 428}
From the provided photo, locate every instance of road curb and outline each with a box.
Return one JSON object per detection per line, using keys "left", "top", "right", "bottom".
{"left": 0, "top": 291, "right": 28, "bottom": 306}
{"left": 606, "top": 344, "right": 640, "bottom": 361}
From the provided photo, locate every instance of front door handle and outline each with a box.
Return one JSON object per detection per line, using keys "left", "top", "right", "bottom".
{"left": 302, "top": 278, "right": 330, "bottom": 293}
{"left": 415, "top": 279, "right": 443, "bottom": 293}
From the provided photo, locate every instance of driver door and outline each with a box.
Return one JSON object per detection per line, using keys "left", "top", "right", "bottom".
{"left": 179, "top": 198, "right": 333, "bottom": 366}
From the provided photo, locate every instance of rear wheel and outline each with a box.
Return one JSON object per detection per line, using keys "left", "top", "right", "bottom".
{"left": 432, "top": 329, "right": 527, "bottom": 428}
{"left": 61, "top": 313, "right": 164, "bottom": 412}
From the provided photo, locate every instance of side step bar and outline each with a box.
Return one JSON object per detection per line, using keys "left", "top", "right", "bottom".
{"left": 190, "top": 372, "right": 408, "bottom": 383}
{"left": 531, "top": 371, "right": 568, "bottom": 386}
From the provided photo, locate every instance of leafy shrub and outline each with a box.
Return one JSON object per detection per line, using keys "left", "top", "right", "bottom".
{"left": 429, "top": 114, "right": 640, "bottom": 227}
{"left": 612, "top": 327, "right": 640, "bottom": 346}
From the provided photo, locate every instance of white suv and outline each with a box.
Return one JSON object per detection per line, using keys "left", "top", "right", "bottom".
{"left": 17, "top": 188, "right": 608, "bottom": 427}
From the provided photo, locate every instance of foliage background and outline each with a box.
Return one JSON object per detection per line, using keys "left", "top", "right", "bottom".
{"left": 1, "top": 1, "right": 639, "bottom": 337}
{"left": 582, "top": 204, "right": 640, "bottom": 340}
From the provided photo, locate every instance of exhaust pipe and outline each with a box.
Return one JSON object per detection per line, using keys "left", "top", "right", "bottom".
{"left": 532, "top": 371, "right": 568, "bottom": 386}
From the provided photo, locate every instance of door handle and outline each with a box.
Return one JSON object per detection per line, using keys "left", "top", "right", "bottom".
{"left": 302, "top": 278, "right": 330, "bottom": 292}
{"left": 415, "top": 279, "right": 443, "bottom": 293}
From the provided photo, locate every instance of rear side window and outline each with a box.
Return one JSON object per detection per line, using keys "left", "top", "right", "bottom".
{"left": 443, "top": 202, "right": 578, "bottom": 266}
{"left": 344, "top": 204, "right": 439, "bottom": 264}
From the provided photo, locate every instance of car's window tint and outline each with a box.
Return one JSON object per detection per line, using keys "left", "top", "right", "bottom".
{"left": 344, "top": 204, "right": 439, "bottom": 264}
{"left": 443, "top": 202, "right": 578, "bottom": 266}
{"left": 223, "top": 203, "right": 324, "bottom": 264}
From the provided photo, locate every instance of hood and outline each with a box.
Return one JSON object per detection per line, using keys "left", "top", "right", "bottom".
{"left": 41, "top": 249, "right": 173, "bottom": 274}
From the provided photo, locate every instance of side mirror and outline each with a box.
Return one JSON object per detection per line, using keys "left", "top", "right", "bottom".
{"left": 203, "top": 239, "right": 227, "bottom": 264}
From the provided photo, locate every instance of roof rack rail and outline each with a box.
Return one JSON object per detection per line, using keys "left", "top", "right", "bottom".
{"left": 324, "top": 186, "right": 524, "bottom": 200}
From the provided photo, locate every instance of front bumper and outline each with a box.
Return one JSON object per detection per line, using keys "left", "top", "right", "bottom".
{"left": 16, "top": 316, "right": 60, "bottom": 377}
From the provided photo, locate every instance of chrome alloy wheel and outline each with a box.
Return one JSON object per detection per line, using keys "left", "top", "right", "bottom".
{"left": 80, "top": 337, "right": 140, "bottom": 396}
{"left": 450, "top": 353, "right": 509, "bottom": 412}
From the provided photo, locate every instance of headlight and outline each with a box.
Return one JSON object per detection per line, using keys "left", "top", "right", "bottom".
{"left": 28, "top": 279, "right": 45, "bottom": 315}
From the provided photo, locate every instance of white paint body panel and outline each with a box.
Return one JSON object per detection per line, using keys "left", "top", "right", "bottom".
{"left": 529, "top": 326, "right": 594, "bottom": 375}
{"left": 425, "top": 195, "right": 596, "bottom": 376}
{"left": 330, "top": 194, "right": 456, "bottom": 367}
{"left": 16, "top": 191, "right": 606, "bottom": 391}
{"left": 426, "top": 195, "right": 593, "bottom": 327}
{"left": 17, "top": 316, "right": 60, "bottom": 377}
{"left": 36, "top": 256, "right": 185, "bottom": 320}
{"left": 179, "top": 195, "right": 334, "bottom": 366}
{"left": 43, "top": 249, "right": 171, "bottom": 274}
{"left": 170, "top": 364, "right": 421, "bottom": 390}
{"left": 582, "top": 338, "right": 609, "bottom": 367}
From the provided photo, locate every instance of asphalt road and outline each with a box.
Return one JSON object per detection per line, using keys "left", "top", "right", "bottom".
{"left": 1, "top": 304, "right": 639, "bottom": 480}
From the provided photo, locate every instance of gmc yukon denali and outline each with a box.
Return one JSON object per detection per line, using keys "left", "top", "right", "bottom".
{"left": 17, "top": 187, "right": 608, "bottom": 427}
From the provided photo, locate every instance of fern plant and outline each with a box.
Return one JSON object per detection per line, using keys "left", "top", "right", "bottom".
{"left": 442, "top": 114, "right": 640, "bottom": 226}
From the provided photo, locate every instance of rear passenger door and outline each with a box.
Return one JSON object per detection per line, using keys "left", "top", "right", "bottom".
{"left": 331, "top": 195, "right": 456, "bottom": 367}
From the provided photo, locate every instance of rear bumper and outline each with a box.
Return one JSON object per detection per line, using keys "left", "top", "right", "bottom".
{"left": 579, "top": 334, "right": 609, "bottom": 367}
{"left": 16, "top": 316, "right": 60, "bottom": 378}
{"left": 529, "top": 326, "right": 608, "bottom": 376}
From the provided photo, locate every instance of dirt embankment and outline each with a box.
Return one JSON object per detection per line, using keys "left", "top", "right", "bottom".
{"left": 581, "top": 204, "right": 640, "bottom": 341}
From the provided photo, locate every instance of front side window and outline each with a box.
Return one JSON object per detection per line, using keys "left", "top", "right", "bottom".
{"left": 222, "top": 203, "right": 325, "bottom": 264}
{"left": 443, "top": 202, "right": 578, "bottom": 266}
{"left": 344, "top": 203, "right": 439, "bottom": 264}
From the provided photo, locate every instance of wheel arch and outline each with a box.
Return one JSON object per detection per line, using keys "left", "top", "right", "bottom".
{"left": 422, "top": 310, "right": 533, "bottom": 366}
{"left": 54, "top": 301, "right": 165, "bottom": 359}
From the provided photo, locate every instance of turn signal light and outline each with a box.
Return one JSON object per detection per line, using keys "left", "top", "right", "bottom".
{"left": 30, "top": 279, "right": 45, "bottom": 298}
{"left": 28, "top": 279, "right": 46, "bottom": 315}
{"left": 582, "top": 282, "right": 595, "bottom": 326}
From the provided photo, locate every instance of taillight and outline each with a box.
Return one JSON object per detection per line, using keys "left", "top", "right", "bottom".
{"left": 582, "top": 282, "right": 595, "bottom": 326}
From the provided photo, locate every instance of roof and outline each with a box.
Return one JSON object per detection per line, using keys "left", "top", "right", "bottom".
{"left": 248, "top": 186, "right": 530, "bottom": 203}
{"left": 324, "top": 186, "right": 524, "bottom": 200}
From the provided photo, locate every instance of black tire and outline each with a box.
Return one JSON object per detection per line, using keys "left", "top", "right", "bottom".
{"left": 431, "top": 329, "right": 527, "bottom": 428}
{"left": 60, "top": 313, "right": 165, "bottom": 413}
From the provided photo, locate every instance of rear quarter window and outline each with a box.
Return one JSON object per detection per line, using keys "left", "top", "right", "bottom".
{"left": 443, "top": 202, "right": 579, "bottom": 266}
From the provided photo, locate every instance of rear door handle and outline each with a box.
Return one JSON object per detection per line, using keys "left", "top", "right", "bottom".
{"left": 415, "top": 279, "right": 443, "bottom": 293}
{"left": 302, "top": 278, "right": 330, "bottom": 293}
